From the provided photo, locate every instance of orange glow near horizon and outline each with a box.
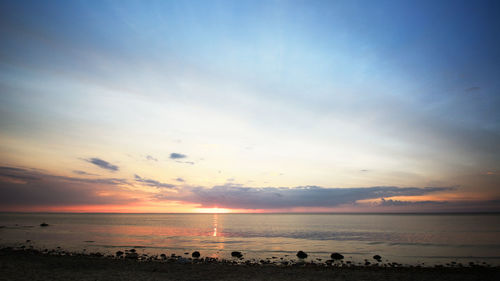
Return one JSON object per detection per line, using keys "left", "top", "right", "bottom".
{"left": 194, "top": 207, "right": 233, "bottom": 214}
{"left": 1, "top": 203, "right": 264, "bottom": 213}
{"left": 2, "top": 192, "right": 493, "bottom": 213}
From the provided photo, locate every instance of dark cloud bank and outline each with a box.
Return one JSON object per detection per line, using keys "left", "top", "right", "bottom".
{"left": 158, "top": 184, "right": 500, "bottom": 212}
{"left": 1, "top": 166, "right": 499, "bottom": 212}
{"left": 157, "top": 184, "right": 456, "bottom": 210}
{"left": 0, "top": 166, "right": 134, "bottom": 207}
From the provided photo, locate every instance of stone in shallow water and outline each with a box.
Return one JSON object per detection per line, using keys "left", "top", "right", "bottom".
{"left": 296, "top": 251, "right": 308, "bottom": 259}
{"left": 231, "top": 251, "right": 243, "bottom": 258}
{"left": 125, "top": 252, "right": 138, "bottom": 259}
{"left": 331, "top": 253, "right": 344, "bottom": 260}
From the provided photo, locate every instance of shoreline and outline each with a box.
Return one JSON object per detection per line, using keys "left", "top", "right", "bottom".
{"left": 1, "top": 247, "right": 499, "bottom": 281}
{"left": 3, "top": 241, "right": 498, "bottom": 268}
{"left": 3, "top": 236, "right": 500, "bottom": 267}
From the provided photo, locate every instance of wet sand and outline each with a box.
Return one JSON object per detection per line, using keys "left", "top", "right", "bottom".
{"left": 1, "top": 248, "right": 499, "bottom": 281}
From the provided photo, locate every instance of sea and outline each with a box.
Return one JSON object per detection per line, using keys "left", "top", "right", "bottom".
{"left": 1, "top": 213, "right": 499, "bottom": 266}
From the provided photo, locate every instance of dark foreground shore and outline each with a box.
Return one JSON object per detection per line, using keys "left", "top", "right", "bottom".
{"left": 1, "top": 248, "right": 499, "bottom": 281}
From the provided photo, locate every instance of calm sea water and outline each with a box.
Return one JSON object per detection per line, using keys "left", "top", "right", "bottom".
{"left": 1, "top": 213, "right": 499, "bottom": 265}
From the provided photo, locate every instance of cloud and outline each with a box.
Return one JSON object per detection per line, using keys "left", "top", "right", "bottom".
{"left": 176, "top": 160, "right": 195, "bottom": 165}
{"left": 170, "top": 153, "right": 186, "bottom": 159}
{"left": 134, "top": 174, "right": 175, "bottom": 189}
{"left": 1, "top": 166, "right": 498, "bottom": 212}
{"left": 0, "top": 166, "right": 135, "bottom": 207}
{"left": 84, "top": 158, "right": 119, "bottom": 171}
{"left": 0, "top": 166, "right": 41, "bottom": 181}
{"left": 155, "top": 184, "right": 455, "bottom": 209}
{"left": 146, "top": 155, "right": 158, "bottom": 161}
{"left": 66, "top": 177, "right": 129, "bottom": 186}
{"left": 1, "top": 166, "right": 128, "bottom": 186}
{"left": 377, "top": 198, "right": 447, "bottom": 206}
{"left": 374, "top": 198, "right": 500, "bottom": 212}
{"left": 73, "top": 170, "right": 97, "bottom": 176}
{"left": 175, "top": 177, "right": 185, "bottom": 182}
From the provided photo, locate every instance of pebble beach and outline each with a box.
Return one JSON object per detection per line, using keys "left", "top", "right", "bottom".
{"left": 1, "top": 247, "right": 499, "bottom": 281}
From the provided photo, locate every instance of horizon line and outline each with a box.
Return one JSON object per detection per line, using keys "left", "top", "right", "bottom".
{"left": 1, "top": 211, "right": 499, "bottom": 215}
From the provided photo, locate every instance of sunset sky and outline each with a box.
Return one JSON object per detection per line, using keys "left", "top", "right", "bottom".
{"left": 1, "top": 0, "right": 499, "bottom": 212}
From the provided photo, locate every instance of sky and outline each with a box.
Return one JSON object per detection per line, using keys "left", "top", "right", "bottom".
{"left": 0, "top": 0, "right": 499, "bottom": 213}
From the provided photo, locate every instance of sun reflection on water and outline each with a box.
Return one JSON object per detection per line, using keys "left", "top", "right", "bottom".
{"left": 213, "top": 214, "right": 218, "bottom": 237}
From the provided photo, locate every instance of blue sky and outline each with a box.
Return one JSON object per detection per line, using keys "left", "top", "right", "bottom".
{"left": 0, "top": 0, "right": 499, "bottom": 212}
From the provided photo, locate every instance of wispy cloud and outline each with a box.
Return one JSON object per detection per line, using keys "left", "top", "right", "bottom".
{"left": 1, "top": 166, "right": 128, "bottom": 186}
{"left": 170, "top": 153, "right": 186, "bottom": 159}
{"left": 73, "top": 170, "right": 98, "bottom": 176}
{"left": 374, "top": 198, "right": 500, "bottom": 212}
{"left": 134, "top": 174, "right": 175, "bottom": 189}
{"left": 84, "top": 158, "right": 119, "bottom": 171}
{"left": 146, "top": 155, "right": 158, "bottom": 161}
{"left": 176, "top": 160, "right": 195, "bottom": 165}
{"left": 175, "top": 177, "right": 185, "bottom": 182}
{"left": 67, "top": 177, "right": 129, "bottom": 186}
{"left": 0, "top": 166, "right": 40, "bottom": 181}
{"left": 377, "top": 198, "right": 447, "bottom": 206}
